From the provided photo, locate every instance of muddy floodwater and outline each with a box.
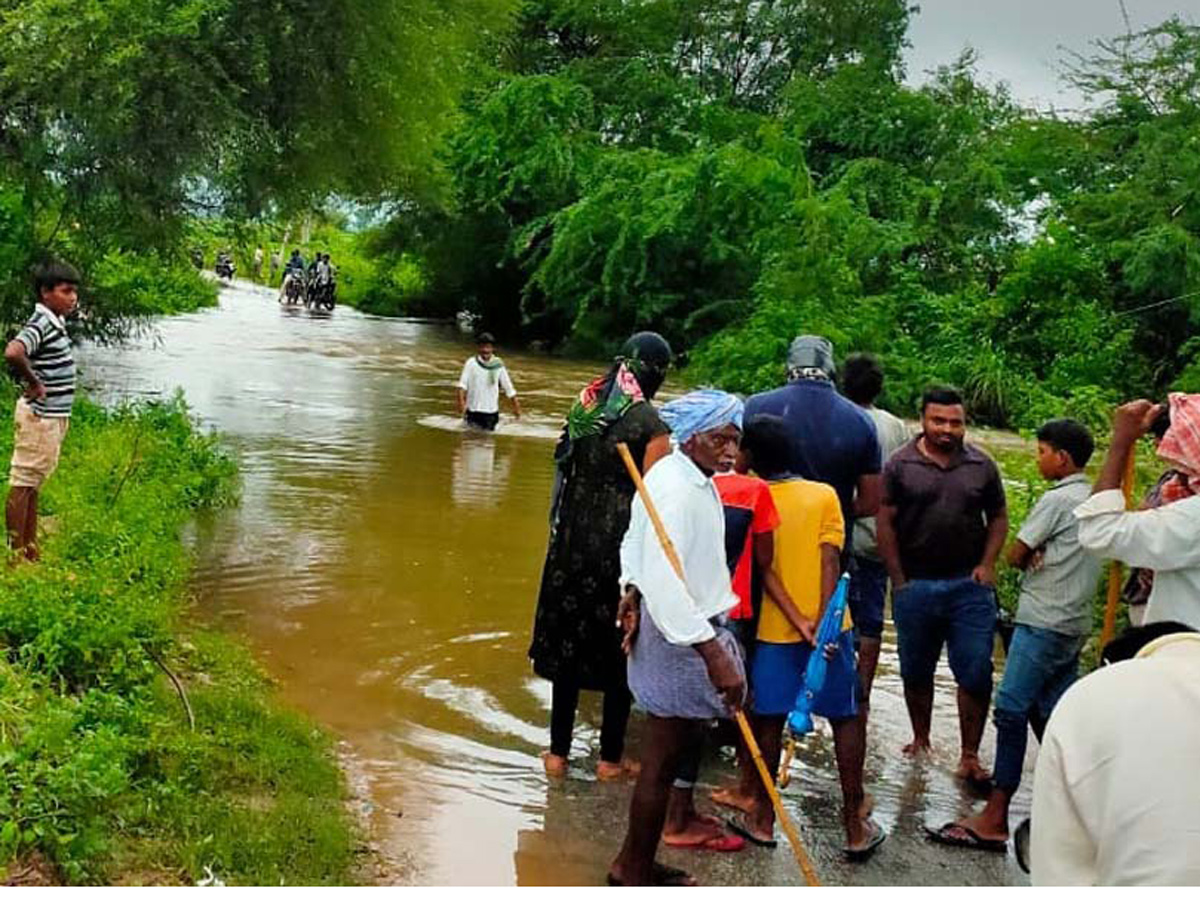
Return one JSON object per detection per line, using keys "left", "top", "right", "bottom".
{"left": 83, "top": 280, "right": 1031, "bottom": 886}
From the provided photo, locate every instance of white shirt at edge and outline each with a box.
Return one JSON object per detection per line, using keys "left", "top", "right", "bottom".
{"left": 1031, "top": 633, "right": 1200, "bottom": 885}
{"left": 1074, "top": 489, "right": 1200, "bottom": 629}
{"left": 458, "top": 356, "right": 516, "bottom": 414}
{"left": 620, "top": 448, "right": 738, "bottom": 645}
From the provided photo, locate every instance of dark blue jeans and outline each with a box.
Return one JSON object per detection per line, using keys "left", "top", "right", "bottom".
{"left": 992, "top": 623, "right": 1084, "bottom": 792}
{"left": 848, "top": 555, "right": 888, "bottom": 640}
{"left": 892, "top": 576, "right": 996, "bottom": 697}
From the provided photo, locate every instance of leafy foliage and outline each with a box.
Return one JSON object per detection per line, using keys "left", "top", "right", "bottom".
{"left": 0, "top": 390, "right": 355, "bottom": 884}
{"left": 375, "top": 3, "right": 1200, "bottom": 429}
{"left": 0, "top": 0, "right": 516, "bottom": 336}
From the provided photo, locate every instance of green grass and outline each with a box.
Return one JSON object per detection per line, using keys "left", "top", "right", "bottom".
{"left": 0, "top": 386, "right": 358, "bottom": 885}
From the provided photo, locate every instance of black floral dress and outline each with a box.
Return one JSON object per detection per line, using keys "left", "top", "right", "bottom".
{"left": 529, "top": 402, "right": 669, "bottom": 690}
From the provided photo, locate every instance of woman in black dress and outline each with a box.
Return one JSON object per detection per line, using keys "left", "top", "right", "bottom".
{"left": 529, "top": 332, "right": 672, "bottom": 778}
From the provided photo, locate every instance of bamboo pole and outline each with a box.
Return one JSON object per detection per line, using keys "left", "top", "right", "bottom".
{"left": 615, "top": 443, "right": 821, "bottom": 887}
{"left": 1100, "top": 451, "right": 1139, "bottom": 647}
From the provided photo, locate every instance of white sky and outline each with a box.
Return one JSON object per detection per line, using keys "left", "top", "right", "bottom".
{"left": 904, "top": 0, "right": 1199, "bottom": 110}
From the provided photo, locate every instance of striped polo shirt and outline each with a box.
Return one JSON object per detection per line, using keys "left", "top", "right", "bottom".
{"left": 14, "top": 303, "right": 76, "bottom": 417}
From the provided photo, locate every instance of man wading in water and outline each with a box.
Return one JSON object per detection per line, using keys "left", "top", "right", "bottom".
{"left": 457, "top": 332, "right": 520, "bottom": 431}
{"left": 609, "top": 390, "right": 746, "bottom": 887}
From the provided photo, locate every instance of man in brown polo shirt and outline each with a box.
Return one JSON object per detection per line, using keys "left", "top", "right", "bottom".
{"left": 876, "top": 386, "right": 1008, "bottom": 788}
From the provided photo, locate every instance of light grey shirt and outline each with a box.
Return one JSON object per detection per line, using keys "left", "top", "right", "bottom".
{"left": 1015, "top": 473, "right": 1102, "bottom": 636}
{"left": 852, "top": 406, "right": 910, "bottom": 558}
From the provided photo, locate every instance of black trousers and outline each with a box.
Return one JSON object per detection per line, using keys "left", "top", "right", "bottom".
{"left": 464, "top": 410, "right": 500, "bottom": 431}
{"left": 550, "top": 679, "right": 632, "bottom": 763}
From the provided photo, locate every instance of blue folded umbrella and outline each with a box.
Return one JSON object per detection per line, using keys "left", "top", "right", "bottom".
{"left": 787, "top": 572, "right": 851, "bottom": 737}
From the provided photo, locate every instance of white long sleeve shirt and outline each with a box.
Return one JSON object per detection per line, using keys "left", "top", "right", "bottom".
{"left": 1074, "top": 489, "right": 1200, "bottom": 629}
{"left": 620, "top": 449, "right": 739, "bottom": 645}
{"left": 1031, "top": 633, "right": 1200, "bottom": 885}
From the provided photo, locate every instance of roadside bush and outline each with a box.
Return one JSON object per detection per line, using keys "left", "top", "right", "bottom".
{"left": 0, "top": 390, "right": 355, "bottom": 884}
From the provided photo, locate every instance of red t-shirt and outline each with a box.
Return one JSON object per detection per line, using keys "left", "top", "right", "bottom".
{"left": 714, "top": 472, "right": 781, "bottom": 619}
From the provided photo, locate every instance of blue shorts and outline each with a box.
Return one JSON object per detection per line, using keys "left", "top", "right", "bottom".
{"left": 892, "top": 576, "right": 996, "bottom": 697}
{"left": 750, "top": 631, "right": 858, "bottom": 721}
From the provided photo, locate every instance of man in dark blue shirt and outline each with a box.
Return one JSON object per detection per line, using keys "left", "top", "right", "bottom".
{"left": 743, "top": 335, "right": 882, "bottom": 533}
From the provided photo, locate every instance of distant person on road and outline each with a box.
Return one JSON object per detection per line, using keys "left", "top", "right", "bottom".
{"left": 252, "top": 246, "right": 264, "bottom": 282}
{"left": 5, "top": 260, "right": 80, "bottom": 562}
{"left": 876, "top": 386, "right": 1008, "bottom": 787}
{"left": 279, "top": 249, "right": 305, "bottom": 302}
{"left": 842, "top": 353, "right": 910, "bottom": 716}
{"left": 529, "top": 333, "right": 672, "bottom": 781}
{"left": 456, "top": 333, "right": 520, "bottom": 431}
{"left": 608, "top": 390, "right": 746, "bottom": 887}
{"left": 269, "top": 249, "right": 281, "bottom": 285}
{"left": 931, "top": 418, "right": 1100, "bottom": 852}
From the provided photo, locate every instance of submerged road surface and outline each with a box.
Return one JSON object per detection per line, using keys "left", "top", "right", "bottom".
{"left": 83, "top": 280, "right": 1031, "bottom": 886}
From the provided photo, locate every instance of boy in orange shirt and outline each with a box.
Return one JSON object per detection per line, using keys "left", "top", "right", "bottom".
{"left": 724, "top": 415, "right": 884, "bottom": 861}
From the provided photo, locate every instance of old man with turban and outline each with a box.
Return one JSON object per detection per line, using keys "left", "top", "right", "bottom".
{"left": 608, "top": 389, "right": 747, "bottom": 887}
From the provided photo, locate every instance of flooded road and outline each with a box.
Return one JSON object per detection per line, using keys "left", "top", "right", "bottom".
{"left": 83, "top": 280, "right": 1030, "bottom": 886}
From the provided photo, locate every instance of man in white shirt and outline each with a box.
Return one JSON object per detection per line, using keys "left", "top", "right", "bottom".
{"left": 456, "top": 332, "right": 520, "bottom": 431}
{"left": 1074, "top": 398, "right": 1200, "bottom": 630}
{"left": 1031, "top": 625, "right": 1200, "bottom": 885}
{"left": 608, "top": 390, "right": 746, "bottom": 887}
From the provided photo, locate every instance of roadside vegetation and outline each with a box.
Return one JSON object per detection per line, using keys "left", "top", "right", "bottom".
{"left": 0, "top": 387, "right": 357, "bottom": 885}
{"left": 365, "top": 1, "right": 1200, "bottom": 433}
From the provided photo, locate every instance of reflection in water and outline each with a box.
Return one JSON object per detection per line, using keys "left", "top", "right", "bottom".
{"left": 451, "top": 433, "right": 514, "bottom": 509}
{"left": 81, "top": 281, "right": 1030, "bottom": 886}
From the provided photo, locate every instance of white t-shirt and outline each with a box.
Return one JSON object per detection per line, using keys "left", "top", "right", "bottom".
{"left": 458, "top": 356, "right": 516, "bottom": 414}
{"left": 1031, "top": 633, "right": 1200, "bottom": 885}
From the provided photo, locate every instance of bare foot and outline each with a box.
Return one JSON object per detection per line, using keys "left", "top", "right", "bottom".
{"left": 596, "top": 757, "right": 639, "bottom": 781}
{"left": 541, "top": 751, "right": 568, "bottom": 778}
{"left": 860, "top": 792, "right": 875, "bottom": 820}
{"left": 955, "top": 756, "right": 993, "bottom": 788}
{"left": 710, "top": 786, "right": 756, "bottom": 814}
{"left": 903, "top": 739, "right": 932, "bottom": 757}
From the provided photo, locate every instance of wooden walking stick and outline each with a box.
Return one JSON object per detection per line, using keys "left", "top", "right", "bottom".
{"left": 616, "top": 443, "right": 821, "bottom": 887}
{"left": 1099, "top": 451, "right": 1139, "bottom": 647}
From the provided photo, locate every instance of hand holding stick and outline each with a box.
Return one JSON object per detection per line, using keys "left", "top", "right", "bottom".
{"left": 615, "top": 442, "right": 821, "bottom": 887}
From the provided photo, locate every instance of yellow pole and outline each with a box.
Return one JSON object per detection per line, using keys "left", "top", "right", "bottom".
{"left": 1100, "top": 452, "right": 1139, "bottom": 648}
{"left": 616, "top": 443, "right": 821, "bottom": 887}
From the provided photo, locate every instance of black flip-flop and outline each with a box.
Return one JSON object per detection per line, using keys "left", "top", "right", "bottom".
{"left": 1013, "top": 818, "right": 1031, "bottom": 873}
{"left": 725, "top": 815, "right": 778, "bottom": 849}
{"left": 606, "top": 862, "right": 695, "bottom": 886}
{"left": 844, "top": 817, "right": 887, "bottom": 862}
{"left": 924, "top": 822, "right": 1008, "bottom": 853}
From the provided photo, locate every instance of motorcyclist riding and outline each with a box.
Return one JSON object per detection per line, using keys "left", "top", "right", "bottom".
{"left": 279, "top": 249, "right": 306, "bottom": 303}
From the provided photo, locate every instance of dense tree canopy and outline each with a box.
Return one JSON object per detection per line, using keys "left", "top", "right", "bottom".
{"left": 375, "top": 2, "right": 1199, "bottom": 429}
{"left": 0, "top": 0, "right": 515, "bottom": 334}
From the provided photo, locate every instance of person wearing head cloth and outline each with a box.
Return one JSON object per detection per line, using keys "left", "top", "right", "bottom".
{"left": 1075, "top": 394, "right": 1200, "bottom": 631}
{"left": 529, "top": 332, "right": 673, "bottom": 780}
{"left": 607, "top": 390, "right": 748, "bottom": 886}
{"left": 744, "top": 335, "right": 882, "bottom": 537}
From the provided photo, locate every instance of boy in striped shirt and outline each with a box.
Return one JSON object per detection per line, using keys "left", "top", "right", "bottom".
{"left": 5, "top": 260, "right": 80, "bottom": 561}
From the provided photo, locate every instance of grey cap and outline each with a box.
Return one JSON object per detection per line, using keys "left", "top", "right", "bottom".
{"left": 787, "top": 335, "right": 836, "bottom": 378}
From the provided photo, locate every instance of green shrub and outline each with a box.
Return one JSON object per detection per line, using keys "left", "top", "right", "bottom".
{"left": 0, "top": 392, "right": 355, "bottom": 884}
